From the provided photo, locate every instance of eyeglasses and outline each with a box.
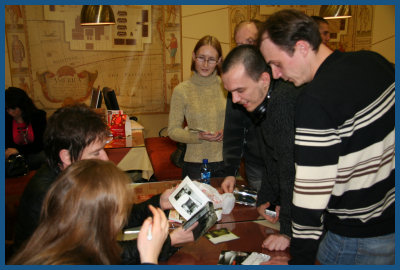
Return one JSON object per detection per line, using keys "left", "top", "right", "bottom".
{"left": 195, "top": 56, "right": 218, "bottom": 65}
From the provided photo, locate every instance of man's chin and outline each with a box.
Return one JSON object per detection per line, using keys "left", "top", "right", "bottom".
{"left": 243, "top": 105, "right": 255, "bottom": 112}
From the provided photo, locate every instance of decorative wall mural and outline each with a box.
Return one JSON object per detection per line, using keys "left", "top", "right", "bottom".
{"left": 5, "top": 5, "right": 182, "bottom": 115}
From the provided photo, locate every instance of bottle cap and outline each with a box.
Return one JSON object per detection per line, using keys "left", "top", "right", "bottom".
{"left": 202, "top": 159, "right": 208, "bottom": 163}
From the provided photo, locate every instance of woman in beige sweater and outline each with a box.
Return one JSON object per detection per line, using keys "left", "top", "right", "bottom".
{"left": 168, "top": 35, "right": 226, "bottom": 180}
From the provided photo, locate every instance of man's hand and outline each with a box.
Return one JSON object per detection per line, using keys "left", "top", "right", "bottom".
{"left": 221, "top": 176, "right": 236, "bottom": 193}
{"left": 262, "top": 233, "right": 290, "bottom": 251}
{"left": 159, "top": 186, "right": 177, "bottom": 210}
{"left": 170, "top": 222, "right": 198, "bottom": 246}
{"left": 257, "top": 202, "right": 280, "bottom": 223}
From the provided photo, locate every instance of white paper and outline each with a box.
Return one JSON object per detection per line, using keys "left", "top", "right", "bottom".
{"left": 168, "top": 176, "right": 211, "bottom": 221}
{"left": 241, "top": 252, "right": 270, "bottom": 265}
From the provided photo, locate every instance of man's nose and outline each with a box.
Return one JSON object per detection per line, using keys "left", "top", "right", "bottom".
{"left": 232, "top": 92, "right": 241, "bottom": 103}
{"left": 271, "top": 66, "right": 282, "bottom": 79}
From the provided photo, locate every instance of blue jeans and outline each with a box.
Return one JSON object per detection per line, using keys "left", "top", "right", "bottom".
{"left": 317, "top": 231, "right": 395, "bottom": 265}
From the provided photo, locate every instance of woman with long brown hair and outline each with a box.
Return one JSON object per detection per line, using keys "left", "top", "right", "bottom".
{"left": 168, "top": 35, "right": 227, "bottom": 180}
{"left": 8, "top": 159, "right": 169, "bottom": 265}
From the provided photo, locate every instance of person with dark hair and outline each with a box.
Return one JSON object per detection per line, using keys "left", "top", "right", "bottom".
{"left": 13, "top": 104, "right": 196, "bottom": 264}
{"left": 221, "top": 19, "right": 266, "bottom": 193}
{"left": 222, "top": 45, "right": 302, "bottom": 252}
{"left": 311, "top": 16, "right": 330, "bottom": 45}
{"left": 168, "top": 35, "right": 226, "bottom": 179}
{"left": 9, "top": 159, "right": 169, "bottom": 265}
{"left": 259, "top": 9, "right": 394, "bottom": 265}
{"left": 5, "top": 87, "right": 46, "bottom": 170}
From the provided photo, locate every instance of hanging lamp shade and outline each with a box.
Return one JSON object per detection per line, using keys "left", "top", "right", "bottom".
{"left": 80, "top": 5, "right": 116, "bottom": 25}
{"left": 320, "top": 5, "right": 352, "bottom": 19}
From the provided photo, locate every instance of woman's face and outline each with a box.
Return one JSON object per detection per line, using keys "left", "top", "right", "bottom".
{"left": 6, "top": 107, "right": 22, "bottom": 120}
{"left": 192, "top": 44, "right": 220, "bottom": 77}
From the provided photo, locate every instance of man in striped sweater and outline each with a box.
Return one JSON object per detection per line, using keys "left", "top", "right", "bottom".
{"left": 259, "top": 9, "right": 395, "bottom": 265}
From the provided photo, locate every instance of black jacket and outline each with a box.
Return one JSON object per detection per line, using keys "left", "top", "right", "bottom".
{"left": 223, "top": 92, "right": 264, "bottom": 177}
{"left": 255, "top": 80, "right": 302, "bottom": 238}
{"left": 14, "top": 164, "right": 177, "bottom": 264}
{"left": 5, "top": 109, "right": 46, "bottom": 155}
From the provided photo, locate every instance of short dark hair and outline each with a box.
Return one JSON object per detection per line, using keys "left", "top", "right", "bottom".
{"left": 43, "top": 104, "right": 109, "bottom": 174}
{"left": 191, "top": 35, "right": 223, "bottom": 75}
{"left": 259, "top": 9, "right": 322, "bottom": 55}
{"left": 5, "top": 87, "right": 38, "bottom": 124}
{"left": 222, "top": 44, "right": 272, "bottom": 82}
{"left": 311, "top": 15, "right": 329, "bottom": 26}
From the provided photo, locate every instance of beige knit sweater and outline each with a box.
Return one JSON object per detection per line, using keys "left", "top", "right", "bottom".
{"left": 168, "top": 71, "right": 227, "bottom": 163}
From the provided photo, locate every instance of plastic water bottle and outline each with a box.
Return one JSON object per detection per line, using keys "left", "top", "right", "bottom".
{"left": 200, "top": 159, "right": 211, "bottom": 184}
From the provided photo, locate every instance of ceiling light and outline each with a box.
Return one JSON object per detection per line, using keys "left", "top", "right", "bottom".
{"left": 80, "top": 5, "right": 116, "bottom": 26}
{"left": 320, "top": 5, "right": 352, "bottom": 20}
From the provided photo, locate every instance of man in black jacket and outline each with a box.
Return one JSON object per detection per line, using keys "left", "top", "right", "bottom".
{"left": 222, "top": 45, "right": 301, "bottom": 252}
{"left": 13, "top": 104, "right": 195, "bottom": 264}
{"left": 221, "top": 19, "right": 266, "bottom": 193}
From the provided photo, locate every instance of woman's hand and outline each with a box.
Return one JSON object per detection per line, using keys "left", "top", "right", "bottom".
{"left": 198, "top": 129, "right": 223, "bottom": 142}
{"left": 138, "top": 205, "right": 169, "bottom": 264}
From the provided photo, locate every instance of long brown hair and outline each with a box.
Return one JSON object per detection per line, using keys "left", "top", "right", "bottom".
{"left": 190, "top": 35, "right": 223, "bottom": 75}
{"left": 9, "top": 159, "right": 132, "bottom": 265}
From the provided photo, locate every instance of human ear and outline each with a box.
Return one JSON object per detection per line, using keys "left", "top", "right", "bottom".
{"left": 260, "top": 71, "right": 271, "bottom": 87}
{"left": 59, "top": 149, "right": 72, "bottom": 169}
{"left": 296, "top": 40, "right": 310, "bottom": 55}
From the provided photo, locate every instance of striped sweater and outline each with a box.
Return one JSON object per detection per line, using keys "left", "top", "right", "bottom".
{"left": 289, "top": 50, "right": 395, "bottom": 264}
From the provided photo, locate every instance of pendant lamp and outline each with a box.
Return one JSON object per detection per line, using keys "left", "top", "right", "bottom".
{"left": 320, "top": 5, "right": 351, "bottom": 19}
{"left": 80, "top": 5, "right": 116, "bottom": 26}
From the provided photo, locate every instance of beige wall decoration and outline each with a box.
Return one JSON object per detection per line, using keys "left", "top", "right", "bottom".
{"left": 5, "top": 5, "right": 33, "bottom": 96}
{"left": 5, "top": 5, "right": 182, "bottom": 116}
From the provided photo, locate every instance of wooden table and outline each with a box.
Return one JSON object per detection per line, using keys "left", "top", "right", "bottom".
{"left": 162, "top": 221, "right": 288, "bottom": 265}
{"left": 130, "top": 178, "right": 289, "bottom": 265}
{"left": 105, "top": 131, "right": 154, "bottom": 179}
{"left": 131, "top": 178, "right": 261, "bottom": 223}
